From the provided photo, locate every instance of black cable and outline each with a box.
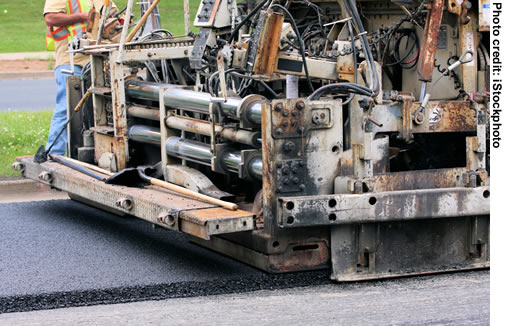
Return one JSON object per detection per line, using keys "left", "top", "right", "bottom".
{"left": 386, "top": 30, "right": 419, "bottom": 68}
{"left": 307, "top": 1, "right": 376, "bottom": 101}
{"left": 228, "top": 0, "right": 270, "bottom": 43}
{"left": 307, "top": 83, "right": 373, "bottom": 101}
{"left": 258, "top": 80, "right": 278, "bottom": 99}
{"left": 343, "top": 0, "right": 380, "bottom": 96}
{"left": 270, "top": 4, "right": 314, "bottom": 92}
{"left": 342, "top": 19, "right": 358, "bottom": 105}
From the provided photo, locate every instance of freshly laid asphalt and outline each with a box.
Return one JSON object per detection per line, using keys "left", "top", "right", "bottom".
{"left": 0, "top": 199, "right": 329, "bottom": 313}
{"left": 0, "top": 199, "right": 490, "bottom": 321}
{"left": 0, "top": 79, "right": 56, "bottom": 112}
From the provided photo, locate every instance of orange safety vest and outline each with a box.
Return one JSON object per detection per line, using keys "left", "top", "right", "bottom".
{"left": 45, "top": 0, "right": 90, "bottom": 51}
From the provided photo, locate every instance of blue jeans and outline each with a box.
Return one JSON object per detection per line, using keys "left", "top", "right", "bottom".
{"left": 46, "top": 65, "right": 83, "bottom": 155}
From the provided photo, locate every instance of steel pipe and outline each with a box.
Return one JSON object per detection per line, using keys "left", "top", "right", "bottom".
{"left": 128, "top": 125, "right": 263, "bottom": 179}
{"left": 128, "top": 105, "right": 160, "bottom": 120}
{"left": 128, "top": 125, "right": 161, "bottom": 145}
{"left": 125, "top": 80, "right": 264, "bottom": 125}
{"left": 165, "top": 114, "right": 261, "bottom": 147}
{"left": 164, "top": 136, "right": 213, "bottom": 166}
{"left": 165, "top": 136, "right": 262, "bottom": 180}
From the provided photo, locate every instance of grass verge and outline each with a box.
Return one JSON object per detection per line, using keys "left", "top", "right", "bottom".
{"left": 0, "top": 0, "right": 201, "bottom": 53}
{"left": 0, "top": 110, "right": 52, "bottom": 177}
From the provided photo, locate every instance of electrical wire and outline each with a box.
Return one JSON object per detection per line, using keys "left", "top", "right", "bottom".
{"left": 270, "top": 4, "right": 314, "bottom": 92}
{"left": 342, "top": 0, "right": 380, "bottom": 96}
{"left": 228, "top": 0, "right": 270, "bottom": 42}
{"left": 307, "top": 83, "right": 373, "bottom": 101}
{"left": 342, "top": 19, "right": 358, "bottom": 105}
{"left": 385, "top": 29, "right": 419, "bottom": 69}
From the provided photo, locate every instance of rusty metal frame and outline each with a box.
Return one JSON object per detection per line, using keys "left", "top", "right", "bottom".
{"left": 277, "top": 185, "right": 490, "bottom": 227}
{"left": 17, "top": 157, "right": 254, "bottom": 240}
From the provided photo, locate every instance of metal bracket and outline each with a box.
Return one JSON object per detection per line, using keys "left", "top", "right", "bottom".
{"left": 190, "top": 28, "right": 216, "bottom": 69}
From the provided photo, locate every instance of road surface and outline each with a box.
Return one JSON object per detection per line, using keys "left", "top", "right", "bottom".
{"left": 0, "top": 79, "right": 56, "bottom": 112}
{"left": 0, "top": 199, "right": 490, "bottom": 324}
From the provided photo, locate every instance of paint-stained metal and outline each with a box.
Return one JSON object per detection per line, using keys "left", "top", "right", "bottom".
{"left": 417, "top": 0, "right": 445, "bottom": 81}
{"left": 18, "top": 157, "right": 254, "bottom": 240}
{"left": 278, "top": 186, "right": 490, "bottom": 227}
{"left": 252, "top": 10, "right": 284, "bottom": 76}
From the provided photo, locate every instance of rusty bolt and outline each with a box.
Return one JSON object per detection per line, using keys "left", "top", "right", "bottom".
{"left": 296, "top": 101, "right": 305, "bottom": 110}
{"left": 299, "top": 184, "right": 306, "bottom": 191}
{"left": 282, "top": 121, "right": 289, "bottom": 127}
{"left": 275, "top": 128, "right": 284, "bottom": 136}
{"left": 282, "top": 167, "right": 290, "bottom": 175}
{"left": 293, "top": 177, "right": 299, "bottom": 184}
{"left": 283, "top": 178, "right": 290, "bottom": 185}
{"left": 282, "top": 110, "right": 289, "bottom": 117}
{"left": 291, "top": 111, "right": 298, "bottom": 117}
{"left": 116, "top": 198, "right": 133, "bottom": 210}
{"left": 159, "top": 213, "right": 176, "bottom": 226}
{"left": 73, "top": 84, "right": 80, "bottom": 90}
{"left": 274, "top": 103, "right": 283, "bottom": 112}
{"left": 283, "top": 141, "right": 296, "bottom": 153}
{"left": 38, "top": 172, "right": 52, "bottom": 183}
{"left": 414, "top": 112, "right": 425, "bottom": 124}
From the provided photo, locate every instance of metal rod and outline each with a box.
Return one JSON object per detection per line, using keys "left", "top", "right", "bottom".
{"left": 165, "top": 115, "right": 261, "bottom": 147}
{"left": 126, "top": 0, "right": 161, "bottom": 42}
{"left": 184, "top": 0, "right": 191, "bottom": 35}
{"left": 128, "top": 125, "right": 161, "bottom": 145}
{"left": 125, "top": 80, "right": 264, "bottom": 125}
{"left": 128, "top": 105, "right": 160, "bottom": 120}
{"left": 127, "top": 126, "right": 263, "bottom": 179}
{"left": 165, "top": 136, "right": 263, "bottom": 180}
{"left": 118, "top": 0, "right": 135, "bottom": 62}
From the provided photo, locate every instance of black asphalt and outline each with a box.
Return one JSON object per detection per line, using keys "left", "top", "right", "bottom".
{"left": 0, "top": 200, "right": 329, "bottom": 313}
{"left": 0, "top": 79, "right": 56, "bottom": 112}
{"left": 0, "top": 200, "right": 489, "bottom": 315}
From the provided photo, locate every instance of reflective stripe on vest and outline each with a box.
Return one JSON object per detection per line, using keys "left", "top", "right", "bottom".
{"left": 45, "top": 0, "right": 89, "bottom": 50}
{"left": 48, "top": 26, "right": 71, "bottom": 41}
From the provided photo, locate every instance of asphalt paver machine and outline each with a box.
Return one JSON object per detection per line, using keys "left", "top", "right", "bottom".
{"left": 15, "top": 0, "right": 490, "bottom": 281}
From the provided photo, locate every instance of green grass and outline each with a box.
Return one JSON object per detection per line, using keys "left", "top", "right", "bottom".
{"left": 0, "top": 111, "right": 53, "bottom": 176}
{"left": 0, "top": 0, "right": 201, "bottom": 53}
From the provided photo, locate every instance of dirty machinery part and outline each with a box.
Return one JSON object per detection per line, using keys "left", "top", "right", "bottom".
{"left": 15, "top": 0, "right": 490, "bottom": 281}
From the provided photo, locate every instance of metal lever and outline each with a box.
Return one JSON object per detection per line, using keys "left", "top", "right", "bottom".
{"left": 61, "top": 39, "right": 79, "bottom": 75}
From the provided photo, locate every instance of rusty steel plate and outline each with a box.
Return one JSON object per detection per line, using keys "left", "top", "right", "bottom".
{"left": 278, "top": 186, "right": 490, "bottom": 227}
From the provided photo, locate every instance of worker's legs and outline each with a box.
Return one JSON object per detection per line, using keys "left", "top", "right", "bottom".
{"left": 46, "top": 65, "right": 83, "bottom": 155}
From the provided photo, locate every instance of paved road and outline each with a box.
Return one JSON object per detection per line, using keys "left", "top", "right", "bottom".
{"left": 0, "top": 272, "right": 490, "bottom": 325}
{"left": 0, "top": 199, "right": 490, "bottom": 324}
{"left": 0, "top": 200, "right": 329, "bottom": 313}
{"left": 0, "top": 79, "right": 56, "bottom": 112}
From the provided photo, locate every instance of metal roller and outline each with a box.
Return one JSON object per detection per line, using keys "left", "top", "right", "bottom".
{"left": 165, "top": 136, "right": 262, "bottom": 180}
{"left": 128, "top": 125, "right": 262, "bottom": 177}
{"left": 165, "top": 114, "right": 261, "bottom": 147}
{"left": 128, "top": 125, "right": 161, "bottom": 145}
{"left": 125, "top": 80, "right": 264, "bottom": 125}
